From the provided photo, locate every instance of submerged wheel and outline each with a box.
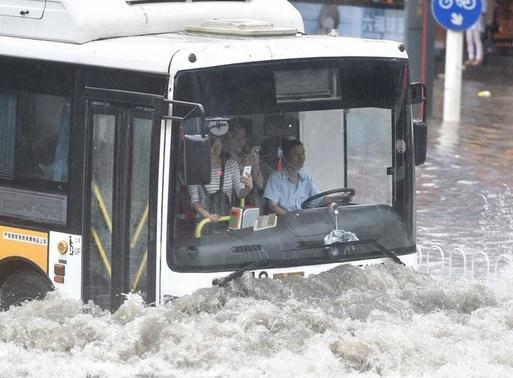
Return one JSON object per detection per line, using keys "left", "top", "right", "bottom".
{"left": 0, "top": 269, "right": 53, "bottom": 311}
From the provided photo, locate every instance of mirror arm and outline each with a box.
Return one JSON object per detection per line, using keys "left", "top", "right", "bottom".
{"left": 410, "top": 82, "right": 427, "bottom": 103}
{"left": 419, "top": 97, "right": 427, "bottom": 123}
{"left": 162, "top": 99, "right": 207, "bottom": 135}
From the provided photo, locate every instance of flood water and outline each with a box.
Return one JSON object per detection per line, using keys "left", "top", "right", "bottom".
{"left": 417, "top": 66, "right": 513, "bottom": 256}
{"left": 2, "top": 68, "right": 513, "bottom": 377}
{"left": 1, "top": 263, "right": 513, "bottom": 377}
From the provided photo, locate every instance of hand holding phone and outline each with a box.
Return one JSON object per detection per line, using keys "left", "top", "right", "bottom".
{"left": 243, "top": 165, "right": 252, "bottom": 177}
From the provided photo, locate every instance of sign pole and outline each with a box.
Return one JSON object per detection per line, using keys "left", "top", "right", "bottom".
{"left": 443, "top": 30, "right": 464, "bottom": 123}
{"left": 431, "top": 0, "right": 483, "bottom": 124}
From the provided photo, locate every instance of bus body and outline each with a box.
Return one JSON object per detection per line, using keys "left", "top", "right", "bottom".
{"left": 0, "top": 0, "right": 426, "bottom": 310}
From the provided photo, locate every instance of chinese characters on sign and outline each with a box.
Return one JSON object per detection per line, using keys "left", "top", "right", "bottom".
{"left": 3, "top": 231, "right": 48, "bottom": 245}
{"left": 291, "top": 2, "right": 405, "bottom": 42}
{"left": 361, "top": 8, "right": 404, "bottom": 39}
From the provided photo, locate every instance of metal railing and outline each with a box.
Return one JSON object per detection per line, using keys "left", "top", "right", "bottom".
{"left": 417, "top": 244, "right": 513, "bottom": 281}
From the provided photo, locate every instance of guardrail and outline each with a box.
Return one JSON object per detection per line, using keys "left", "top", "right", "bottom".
{"left": 417, "top": 245, "right": 513, "bottom": 281}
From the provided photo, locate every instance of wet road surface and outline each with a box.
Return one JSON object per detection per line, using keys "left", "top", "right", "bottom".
{"left": 417, "top": 56, "right": 513, "bottom": 259}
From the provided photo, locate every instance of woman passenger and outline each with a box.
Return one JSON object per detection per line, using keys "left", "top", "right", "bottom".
{"left": 188, "top": 136, "right": 253, "bottom": 223}
{"left": 228, "top": 123, "right": 264, "bottom": 206}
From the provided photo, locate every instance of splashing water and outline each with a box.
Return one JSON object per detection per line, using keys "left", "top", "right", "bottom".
{"left": 1, "top": 263, "right": 513, "bottom": 378}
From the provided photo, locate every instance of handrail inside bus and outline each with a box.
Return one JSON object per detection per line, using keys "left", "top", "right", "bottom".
{"left": 90, "top": 226, "right": 112, "bottom": 278}
{"left": 131, "top": 250, "right": 148, "bottom": 292}
{"left": 130, "top": 205, "right": 149, "bottom": 293}
{"left": 130, "top": 205, "right": 149, "bottom": 249}
{"left": 91, "top": 182, "right": 113, "bottom": 278}
{"left": 194, "top": 216, "right": 231, "bottom": 238}
{"left": 92, "top": 182, "right": 112, "bottom": 232}
{"left": 91, "top": 181, "right": 150, "bottom": 291}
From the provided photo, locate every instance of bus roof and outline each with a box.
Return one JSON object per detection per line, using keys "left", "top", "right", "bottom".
{"left": 0, "top": 0, "right": 304, "bottom": 44}
{"left": 0, "top": 32, "right": 408, "bottom": 75}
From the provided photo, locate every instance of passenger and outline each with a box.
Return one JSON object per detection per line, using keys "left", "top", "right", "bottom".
{"left": 263, "top": 139, "right": 319, "bottom": 215}
{"left": 188, "top": 136, "right": 253, "bottom": 224}
{"left": 227, "top": 122, "right": 264, "bottom": 206}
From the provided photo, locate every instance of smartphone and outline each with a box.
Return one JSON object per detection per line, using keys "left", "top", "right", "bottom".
{"left": 243, "top": 165, "right": 252, "bottom": 177}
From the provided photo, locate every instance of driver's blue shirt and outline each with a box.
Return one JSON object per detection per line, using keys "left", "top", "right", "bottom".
{"left": 263, "top": 170, "right": 319, "bottom": 212}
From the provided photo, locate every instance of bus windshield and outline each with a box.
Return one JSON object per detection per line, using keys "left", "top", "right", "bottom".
{"left": 169, "top": 58, "right": 414, "bottom": 272}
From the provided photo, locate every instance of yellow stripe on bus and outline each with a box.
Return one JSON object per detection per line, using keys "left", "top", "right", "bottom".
{"left": 130, "top": 205, "right": 148, "bottom": 250}
{"left": 92, "top": 182, "right": 112, "bottom": 232}
{"left": 131, "top": 250, "right": 148, "bottom": 292}
{"left": 90, "top": 227, "right": 112, "bottom": 277}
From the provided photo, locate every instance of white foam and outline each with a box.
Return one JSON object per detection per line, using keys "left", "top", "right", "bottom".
{"left": 1, "top": 263, "right": 513, "bottom": 377}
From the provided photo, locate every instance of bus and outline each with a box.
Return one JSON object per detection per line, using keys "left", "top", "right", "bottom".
{"left": 0, "top": 0, "right": 427, "bottom": 311}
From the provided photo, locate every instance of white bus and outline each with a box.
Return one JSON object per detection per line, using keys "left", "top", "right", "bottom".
{"left": 0, "top": 0, "right": 427, "bottom": 311}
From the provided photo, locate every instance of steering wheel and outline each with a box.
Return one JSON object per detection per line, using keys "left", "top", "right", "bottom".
{"left": 301, "top": 188, "right": 355, "bottom": 209}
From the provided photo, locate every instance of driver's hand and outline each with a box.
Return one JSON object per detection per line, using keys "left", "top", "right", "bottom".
{"left": 320, "top": 197, "right": 331, "bottom": 206}
{"left": 321, "top": 193, "right": 352, "bottom": 206}
{"left": 321, "top": 195, "right": 344, "bottom": 206}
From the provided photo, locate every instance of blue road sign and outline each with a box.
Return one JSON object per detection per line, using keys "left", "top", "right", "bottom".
{"left": 431, "top": 0, "right": 482, "bottom": 31}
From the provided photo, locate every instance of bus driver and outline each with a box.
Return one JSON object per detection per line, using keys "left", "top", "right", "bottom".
{"left": 263, "top": 139, "right": 320, "bottom": 215}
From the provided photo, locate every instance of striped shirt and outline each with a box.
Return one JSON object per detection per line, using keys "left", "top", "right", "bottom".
{"left": 188, "top": 159, "right": 245, "bottom": 208}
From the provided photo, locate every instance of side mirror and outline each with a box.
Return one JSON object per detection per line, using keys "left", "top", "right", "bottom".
{"left": 410, "top": 82, "right": 427, "bottom": 166}
{"left": 184, "top": 134, "right": 211, "bottom": 185}
{"left": 410, "top": 82, "right": 426, "bottom": 105}
{"left": 410, "top": 82, "right": 427, "bottom": 122}
{"left": 413, "top": 121, "right": 427, "bottom": 166}
{"left": 162, "top": 99, "right": 212, "bottom": 185}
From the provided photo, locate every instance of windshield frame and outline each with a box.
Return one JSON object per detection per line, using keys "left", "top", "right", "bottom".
{"left": 166, "top": 57, "right": 415, "bottom": 273}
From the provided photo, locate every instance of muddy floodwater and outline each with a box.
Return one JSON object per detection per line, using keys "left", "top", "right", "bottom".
{"left": 1, "top": 263, "right": 513, "bottom": 378}
{"left": 2, "top": 72, "right": 513, "bottom": 377}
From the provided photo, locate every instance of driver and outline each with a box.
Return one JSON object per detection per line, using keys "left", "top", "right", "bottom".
{"left": 263, "top": 139, "right": 319, "bottom": 215}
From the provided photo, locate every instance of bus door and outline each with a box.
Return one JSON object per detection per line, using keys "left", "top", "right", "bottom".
{"left": 83, "top": 89, "right": 161, "bottom": 310}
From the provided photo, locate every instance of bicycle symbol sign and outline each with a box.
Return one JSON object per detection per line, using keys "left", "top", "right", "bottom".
{"left": 432, "top": 0, "right": 482, "bottom": 31}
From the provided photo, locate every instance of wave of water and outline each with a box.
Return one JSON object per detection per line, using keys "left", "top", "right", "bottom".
{"left": 1, "top": 263, "right": 513, "bottom": 378}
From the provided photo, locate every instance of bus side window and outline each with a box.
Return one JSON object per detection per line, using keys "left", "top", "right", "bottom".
{"left": 0, "top": 91, "right": 17, "bottom": 179}
{"left": 50, "top": 99, "right": 71, "bottom": 182}
{"left": 0, "top": 91, "right": 71, "bottom": 185}
{"left": 17, "top": 92, "right": 70, "bottom": 183}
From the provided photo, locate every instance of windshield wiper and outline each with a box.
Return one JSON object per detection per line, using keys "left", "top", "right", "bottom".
{"left": 290, "top": 239, "right": 405, "bottom": 266}
{"left": 212, "top": 260, "right": 270, "bottom": 287}
{"left": 367, "top": 240, "right": 405, "bottom": 265}
{"left": 212, "top": 240, "right": 405, "bottom": 288}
